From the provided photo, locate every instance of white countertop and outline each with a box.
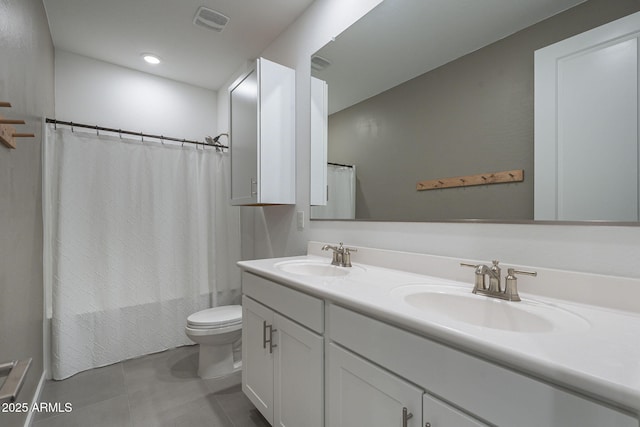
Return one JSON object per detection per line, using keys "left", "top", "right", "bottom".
{"left": 238, "top": 254, "right": 640, "bottom": 414}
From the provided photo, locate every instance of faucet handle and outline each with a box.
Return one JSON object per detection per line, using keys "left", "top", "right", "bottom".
{"left": 342, "top": 246, "right": 358, "bottom": 267}
{"left": 460, "top": 262, "right": 481, "bottom": 270}
{"left": 504, "top": 268, "right": 537, "bottom": 301}
{"left": 510, "top": 268, "right": 537, "bottom": 277}
{"left": 460, "top": 262, "right": 489, "bottom": 293}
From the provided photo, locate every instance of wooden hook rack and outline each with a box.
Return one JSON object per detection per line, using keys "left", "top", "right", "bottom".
{"left": 0, "top": 102, "right": 34, "bottom": 149}
{"left": 416, "top": 169, "right": 524, "bottom": 191}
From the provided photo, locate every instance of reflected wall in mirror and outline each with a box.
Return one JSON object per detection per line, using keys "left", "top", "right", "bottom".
{"left": 309, "top": 0, "right": 640, "bottom": 222}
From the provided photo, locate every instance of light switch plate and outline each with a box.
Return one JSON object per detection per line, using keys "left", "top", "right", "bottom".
{"left": 296, "top": 211, "right": 305, "bottom": 230}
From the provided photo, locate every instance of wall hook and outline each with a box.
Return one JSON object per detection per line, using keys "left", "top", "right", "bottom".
{"left": 417, "top": 169, "right": 524, "bottom": 191}
{"left": 0, "top": 106, "right": 34, "bottom": 149}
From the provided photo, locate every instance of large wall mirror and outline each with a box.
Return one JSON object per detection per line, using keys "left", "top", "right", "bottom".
{"left": 309, "top": 0, "right": 640, "bottom": 223}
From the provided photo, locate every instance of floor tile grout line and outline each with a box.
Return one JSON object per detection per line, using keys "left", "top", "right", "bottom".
{"left": 213, "top": 393, "right": 238, "bottom": 427}
{"left": 209, "top": 394, "right": 237, "bottom": 427}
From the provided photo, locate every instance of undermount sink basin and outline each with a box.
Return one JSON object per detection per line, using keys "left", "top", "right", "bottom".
{"left": 275, "top": 260, "right": 363, "bottom": 277}
{"left": 392, "top": 285, "right": 589, "bottom": 333}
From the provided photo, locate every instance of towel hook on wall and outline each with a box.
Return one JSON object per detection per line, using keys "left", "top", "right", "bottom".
{"left": 0, "top": 101, "right": 35, "bottom": 149}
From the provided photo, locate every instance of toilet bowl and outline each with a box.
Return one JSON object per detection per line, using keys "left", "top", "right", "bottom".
{"left": 185, "top": 305, "right": 242, "bottom": 379}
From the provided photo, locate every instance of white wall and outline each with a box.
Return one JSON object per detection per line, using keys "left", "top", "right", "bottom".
{"left": 231, "top": 0, "right": 640, "bottom": 279}
{"left": 55, "top": 50, "right": 218, "bottom": 141}
{"left": 0, "top": 0, "right": 54, "bottom": 424}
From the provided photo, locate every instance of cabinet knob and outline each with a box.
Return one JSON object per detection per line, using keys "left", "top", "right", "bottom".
{"left": 402, "top": 407, "right": 413, "bottom": 427}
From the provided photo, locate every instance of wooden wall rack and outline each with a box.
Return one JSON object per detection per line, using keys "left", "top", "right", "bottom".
{"left": 416, "top": 169, "right": 524, "bottom": 191}
{"left": 0, "top": 102, "right": 35, "bottom": 149}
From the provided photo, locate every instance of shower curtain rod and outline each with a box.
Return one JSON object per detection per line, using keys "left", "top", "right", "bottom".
{"left": 328, "top": 161, "right": 354, "bottom": 168}
{"left": 45, "top": 118, "right": 229, "bottom": 150}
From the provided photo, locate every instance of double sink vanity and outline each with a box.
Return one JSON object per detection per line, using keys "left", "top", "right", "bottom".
{"left": 238, "top": 242, "right": 640, "bottom": 426}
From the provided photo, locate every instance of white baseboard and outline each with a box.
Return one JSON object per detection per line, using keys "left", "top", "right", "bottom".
{"left": 23, "top": 370, "right": 46, "bottom": 427}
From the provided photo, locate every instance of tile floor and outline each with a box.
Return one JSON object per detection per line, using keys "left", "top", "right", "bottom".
{"left": 33, "top": 345, "right": 269, "bottom": 427}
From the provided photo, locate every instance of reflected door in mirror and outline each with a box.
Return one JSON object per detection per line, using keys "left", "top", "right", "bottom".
{"left": 535, "top": 12, "right": 640, "bottom": 221}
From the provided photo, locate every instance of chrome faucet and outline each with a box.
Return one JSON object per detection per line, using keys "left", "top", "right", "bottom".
{"left": 487, "top": 260, "right": 502, "bottom": 293}
{"left": 321, "top": 242, "right": 358, "bottom": 267}
{"left": 460, "top": 260, "right": 536, "bottom": 301}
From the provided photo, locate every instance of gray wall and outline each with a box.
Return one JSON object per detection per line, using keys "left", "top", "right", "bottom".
{"left": 0, "top": 0, "right": 54, "bottom": 425}
{"left": 328, "top": 0, "right": 640, "bottom": 221}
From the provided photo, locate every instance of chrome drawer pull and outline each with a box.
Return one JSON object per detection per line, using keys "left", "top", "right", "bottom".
{"left": 262, "top": 321, "right": 277, "bottom": 353}
{"left": 268, "top": 325, "right": 277, "bottom": 354}
{"left": 262, "top": 320, "right": 268, "bottom": 349}
{"left": 402, "top": 407, "right": 413, "bottom": 427}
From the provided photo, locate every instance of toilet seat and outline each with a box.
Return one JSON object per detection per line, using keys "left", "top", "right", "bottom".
{"left": 187, "top": 305, "right": 242, "bottom": 329}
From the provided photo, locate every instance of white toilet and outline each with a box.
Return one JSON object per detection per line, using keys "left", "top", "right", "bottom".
{"left": 185, "top": 305, "right": 242, "bottom": 379}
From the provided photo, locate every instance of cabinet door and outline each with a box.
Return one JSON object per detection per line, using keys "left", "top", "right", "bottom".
{"left": 422, "top": 393, "right": 488, "bottom": 427}
{"left": 258, "top": 57, "right": 296, "bottom": 205}
{"left": 242, "top": 296, "right": 274, "bottom": 424}
{"left": 230, "top": 67, "right": 258, "bottom": 205}
{"left": 328, "top": 343, "right": 423, "bottom": 427}
{"left": 273, "top": 313, "right": 323, "bottom": 427}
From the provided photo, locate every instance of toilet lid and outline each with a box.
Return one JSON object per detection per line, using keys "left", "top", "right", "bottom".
{"left": 187, "top": 305, "right": 242, "bottom": 328}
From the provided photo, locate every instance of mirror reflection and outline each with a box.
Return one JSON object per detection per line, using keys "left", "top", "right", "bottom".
{"left": 310, "top": 0, "right": 640, "bottom": 223}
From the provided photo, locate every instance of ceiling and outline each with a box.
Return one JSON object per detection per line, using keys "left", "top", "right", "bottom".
{"left": 313, "top": 0, "right": 587, "bottom": 114}
{"left": 43, "top": 0, "right": 315, "bottom": 91}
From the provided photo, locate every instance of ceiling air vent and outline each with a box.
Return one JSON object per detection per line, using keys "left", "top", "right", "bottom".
{"left": 311, "top": 55, "right": 331, "bottom": 72}
{"left": 193, "top": 6, "right": 229, "bottom": 33}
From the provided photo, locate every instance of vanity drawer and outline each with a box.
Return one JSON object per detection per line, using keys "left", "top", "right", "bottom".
{"left": 329, "top": 304, "right": 636, "bottom": 427}
{"left": 242, "top": 272, "right": 324, "bottom": 333}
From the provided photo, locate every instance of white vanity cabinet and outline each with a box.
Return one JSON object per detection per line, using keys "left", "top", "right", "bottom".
{"left": 328, "top": 343, "right": 424, "bottom": 427}
{"left": 241, "top": 273, "right": 324, "bottom": 426}
{"left": 328, "top": 328, "right": 489, "bottom": 427}
{"left": 229, "top": 57, "right": 295, "bottom": 206}
{"left": 239, "top": 260, "right": 639, "bottom": 427}
{"left": 329, "top": 304, "right": 636, "bottom": 427}
{"left": 422, "top": 393, "right": 488, "bottom": 427}
{"left": 328, "top": 340, "right": 497, "bottom": 426}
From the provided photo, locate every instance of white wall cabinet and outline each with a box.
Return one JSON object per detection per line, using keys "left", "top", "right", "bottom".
{"left": 229, "top": 57, "right": 295, "bottom": 206}
{"left": 535, "top": 12, "right": 640, "bottom": 221}
{"left": 242, "top": 273, "right": 324, "bottom": 426}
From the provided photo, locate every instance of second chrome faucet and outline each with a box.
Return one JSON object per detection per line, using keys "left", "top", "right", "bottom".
{"left": 321, "top": 242, "right": 357, "bottom": 267}
{"left": 460, "top": 260, "right": 537, "bottom": 302}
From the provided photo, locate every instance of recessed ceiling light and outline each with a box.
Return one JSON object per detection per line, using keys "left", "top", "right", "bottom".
{"left": 141, "top": 54, "right": 161, "bottom": 65}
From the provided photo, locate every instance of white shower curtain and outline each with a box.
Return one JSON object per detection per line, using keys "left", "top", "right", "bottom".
{"left": 43, "top": 126, "right": 241, "bottom": 379}
{"left": 311, "top": 164, "right": 356, "bottom": 219}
